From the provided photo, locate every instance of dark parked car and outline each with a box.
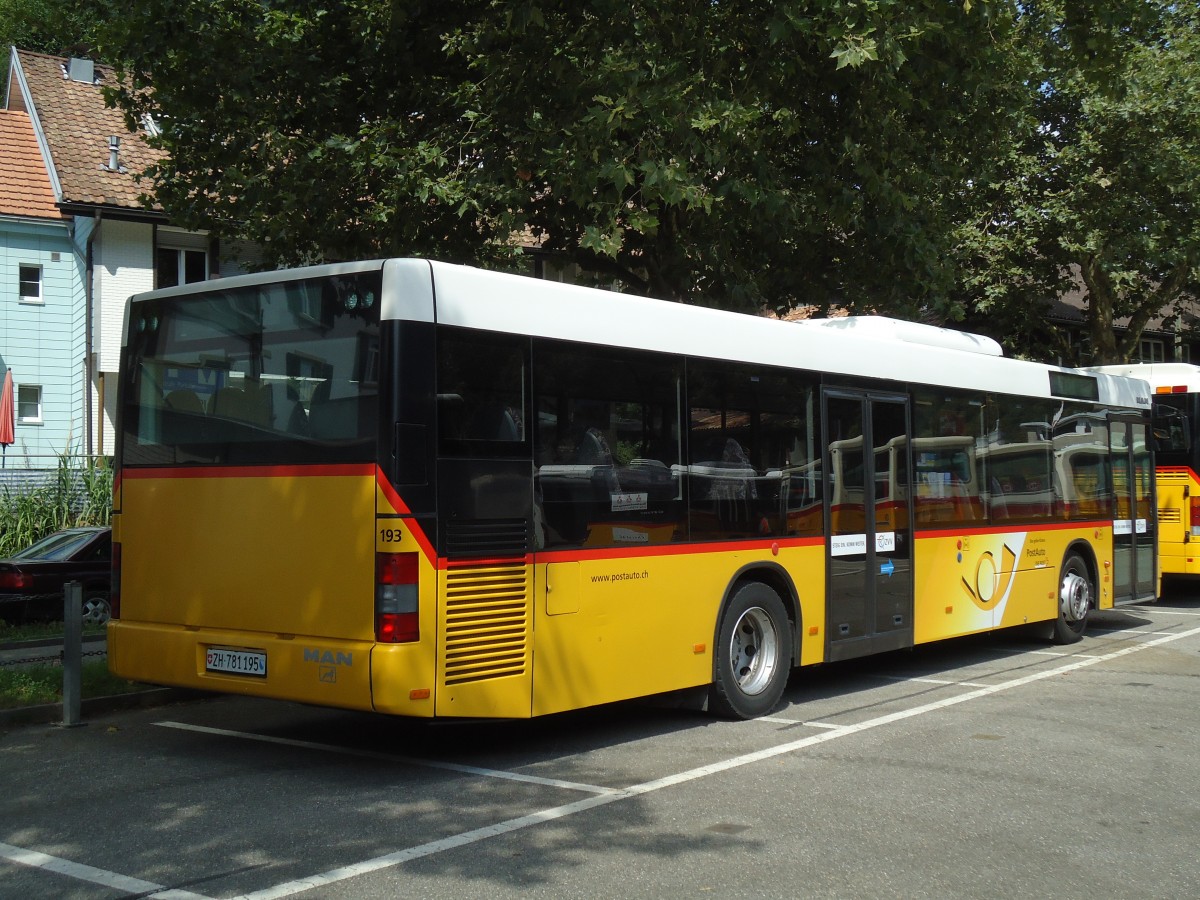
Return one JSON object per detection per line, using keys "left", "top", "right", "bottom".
{"left": 0, "top": 527, "right": 112, "bottom": 626}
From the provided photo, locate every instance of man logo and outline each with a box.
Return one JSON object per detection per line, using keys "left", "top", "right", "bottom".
{"left": 306, "top": 648, "right": 352, "bottom": 684}
{"left": 304, "top": 649, "right": 353, "bottom": 666}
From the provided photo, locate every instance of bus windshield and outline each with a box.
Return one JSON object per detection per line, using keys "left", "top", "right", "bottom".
{"left": 120, "top": 270, "right": 382, "bottom": 467}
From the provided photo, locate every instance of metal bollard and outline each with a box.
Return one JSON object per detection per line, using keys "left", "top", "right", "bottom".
{"left": 62, "top": 581, "right": 83, "bottom": 727}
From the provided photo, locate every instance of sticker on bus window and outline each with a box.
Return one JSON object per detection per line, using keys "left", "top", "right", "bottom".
{"left": 613, "top": 527, "right": 651, "bottom": 544}
{"left": 831, "top": 534, "right": 868, "bottom": 556}
{"left": 611, "top": 492, "right": 648, "bottom": 512}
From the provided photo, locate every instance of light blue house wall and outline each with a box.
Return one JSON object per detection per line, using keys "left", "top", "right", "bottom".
{"left": 0, "top": 214, "right": 85, "bottom": 463}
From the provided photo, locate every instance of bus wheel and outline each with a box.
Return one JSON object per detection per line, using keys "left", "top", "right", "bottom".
{"left": 709, "top": 583, "right": 792, "bottom": 719}
{"left": 1052, "top": 553, "right": 1092, "bottom": 645}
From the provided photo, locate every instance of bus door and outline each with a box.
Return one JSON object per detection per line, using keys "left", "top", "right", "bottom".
{"left": 823, "top": 390, "right": 914, "bottom": 662}
{"left": 1109, "top": 415, "right": 1157, "bottom": 603}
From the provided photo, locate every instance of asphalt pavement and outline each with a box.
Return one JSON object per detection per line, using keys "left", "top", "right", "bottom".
{"left": 2, "top": 589, "right": 1199, "bottom": 899}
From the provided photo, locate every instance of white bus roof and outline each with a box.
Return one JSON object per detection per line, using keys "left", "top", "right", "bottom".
{"left": 128, "top": 257, "right": 1152, "bottom": 411}
{"left": 794, "top": 315, "right": 1004, "bottom": 356}
{"left": 1088, "top": 362, "right": 1200, "bottom": 393}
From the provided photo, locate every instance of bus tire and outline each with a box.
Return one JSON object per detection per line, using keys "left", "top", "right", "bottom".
{"left": 709, "top": 582, "right": 792, "bottom": 719}
{"left": 1052, "top": 553, "right": 1092, "bottom": 645}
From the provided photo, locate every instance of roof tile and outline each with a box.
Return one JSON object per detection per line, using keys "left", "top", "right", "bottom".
{"left": 0, "top": 109, "right": 62, "bottom": 219}
{"left": 16, "top": 50, "right": 163, "bottom": 212}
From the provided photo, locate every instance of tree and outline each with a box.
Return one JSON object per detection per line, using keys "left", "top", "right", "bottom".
{"left": 93, "top": 0, "right": 1027, "bottom": 315}
{"left": 443, "top": 1, "right": 1029, "bottom": 313}
{"left": 956, "top": 1, "right": 1200, "bottom": 364}
{"left": 0, "top": 0, "right": 96, "bottom": 56}
{"left": 94, "top": 1, "right": 507, "bottom": 269}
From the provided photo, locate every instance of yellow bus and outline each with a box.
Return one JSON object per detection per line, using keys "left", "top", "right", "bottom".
{"left": 108, "top": 259, "right": 1156, "bottom": 720}
{"left": 1090, "top": 363, "right": 1196, "bottom": 581}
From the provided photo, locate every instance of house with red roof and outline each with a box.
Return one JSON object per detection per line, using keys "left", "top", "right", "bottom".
{"left": 2, "top": 47, "right": 257, "bottom": 461}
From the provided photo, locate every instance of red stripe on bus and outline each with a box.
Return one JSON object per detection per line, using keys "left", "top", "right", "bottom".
{"left": 530, "top": 535, "right": 824, "bottom": 566}
{"left": 374, "top": 466, "right": 412, "bottom": 515}
{"left": 372, "top": 468, "right": 437, "bottom": 565}
{"left": 120, "top": 463, "right": 376, "bottom": 479}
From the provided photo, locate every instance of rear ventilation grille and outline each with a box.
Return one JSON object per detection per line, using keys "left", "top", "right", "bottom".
{"left": 442, "top": 561, "right": 531, "bottom": 685}
{"left": 445, "top": 518, "right": 529, "bottom": 559}
{"left": 1158, "top": 507, "right": 1181, "bottom": 524}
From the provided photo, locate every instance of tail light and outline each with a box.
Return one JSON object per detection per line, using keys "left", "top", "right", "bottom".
{"left": 1191, "top": 497, "right": 1200, "bottom": 539}
{"left": 376, "top": 552, "right": 419, "bottom": 643}
{"left": 0, "top": 568, "right": 31, "bottom": 590}
{"left": 111, "top": 543, "right": 122, "bottom": 619}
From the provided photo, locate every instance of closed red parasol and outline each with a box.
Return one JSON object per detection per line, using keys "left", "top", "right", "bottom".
{"left": 0, "top": 368, "right": 14, "bottom": 464}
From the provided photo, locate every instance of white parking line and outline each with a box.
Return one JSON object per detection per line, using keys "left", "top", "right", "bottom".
{"left": 154, "top": 721, "right": 620, "bottom": 795}
{"left": 876, "top": 675, "right": 991, "bottom": 688}
{"left": 231, "top": 623, "right": 1200, "bottom": 900}
{"left": 8, "top": 623, "right": 1200, "bottom": 899}
{"left": 757, "top": 717, "right": 841, "bottom": 729}
{"left": 0, "top": 842, "right": 208, "bottom": 899}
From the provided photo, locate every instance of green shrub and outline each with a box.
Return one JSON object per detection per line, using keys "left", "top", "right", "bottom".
{"left": 0, "top": 455, "right": 112, "bottom": 557}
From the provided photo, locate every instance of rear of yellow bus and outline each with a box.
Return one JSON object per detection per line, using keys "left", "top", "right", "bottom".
{"left": 107, "top": 262, "right": 440, "bottom": 716}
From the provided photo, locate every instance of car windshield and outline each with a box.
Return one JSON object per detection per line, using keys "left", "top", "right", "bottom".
{"left": 11, "top": 530, "right": 97, "bottom": 561}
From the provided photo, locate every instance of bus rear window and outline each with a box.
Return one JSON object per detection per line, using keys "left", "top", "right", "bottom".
{"left": 121, "top": 272, "right": 382, "bottom": 466}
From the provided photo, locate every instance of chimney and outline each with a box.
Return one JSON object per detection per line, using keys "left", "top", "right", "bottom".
{"left": 66, "top": 58, "right": 95, "bottom": 84}
{"left": 108, "top": 136, "right": 120, "bottom": 171}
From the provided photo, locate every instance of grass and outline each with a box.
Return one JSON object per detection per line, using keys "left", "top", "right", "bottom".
{"left": 0, "top": 659, "right": 147, "bottom": 710}
{"left": 0, "top": 620, "right": 149, "bottom": 710}
{"left": 0, "top": 620, "right": 106, "bottom": 643}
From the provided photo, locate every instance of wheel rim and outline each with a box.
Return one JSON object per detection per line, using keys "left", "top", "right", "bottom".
{"left": 727, "top": 606, "right": 779, "bottom": 696}
{"left": 1060, "top": 568, "right": 1090, "bottom": 623}
{"left": 81, "top": 596, "right": 111, "bottom": 626}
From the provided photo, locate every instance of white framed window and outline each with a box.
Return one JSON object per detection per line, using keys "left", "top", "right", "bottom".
{"left": 156, "top": 247, "right": 208, "bottom": 289}
{"left": 17, "top": 384, "right": 42, "bottom": 424}
{"left": 18, "top": 264, "right": 43, "bottom": 303}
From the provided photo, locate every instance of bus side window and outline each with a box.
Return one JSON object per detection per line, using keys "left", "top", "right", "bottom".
{"left": 912, "top": 389, "right": 986, "bottom": 527}
{"left": 687, "top": 360, "right": 820, "bottom": 540}
{"left": 436, "top": 328, "right": 530, "bottom": 455}
{"left": 534, "top": 340, "right": 683, "bottom": 549}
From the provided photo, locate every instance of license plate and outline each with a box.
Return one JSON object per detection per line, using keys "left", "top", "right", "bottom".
{"left": 205, "top": 647, "right": 267, "bottom": 677}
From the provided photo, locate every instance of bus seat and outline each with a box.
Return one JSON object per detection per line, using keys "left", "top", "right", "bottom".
{"left": 242, "top": 382, "right": 272, "bottom": 426}
{"left": 286, "top": 401, "right": 310, "bottom": 435}
{"left": 468, "top": 402, "right": 520, "bottom": 441}
{"left": 208, "top": 387, "right": 250, "bottom": 421}
{"left": 164, "top": 390, "right": 204, "bottom": 415}
{"left": 209, "top": 385, "right": 271, "bottom": 426}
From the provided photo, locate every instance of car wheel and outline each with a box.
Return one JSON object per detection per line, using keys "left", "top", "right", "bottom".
{"left": 81, "top": 593, "right": 111, "bottom": 626}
